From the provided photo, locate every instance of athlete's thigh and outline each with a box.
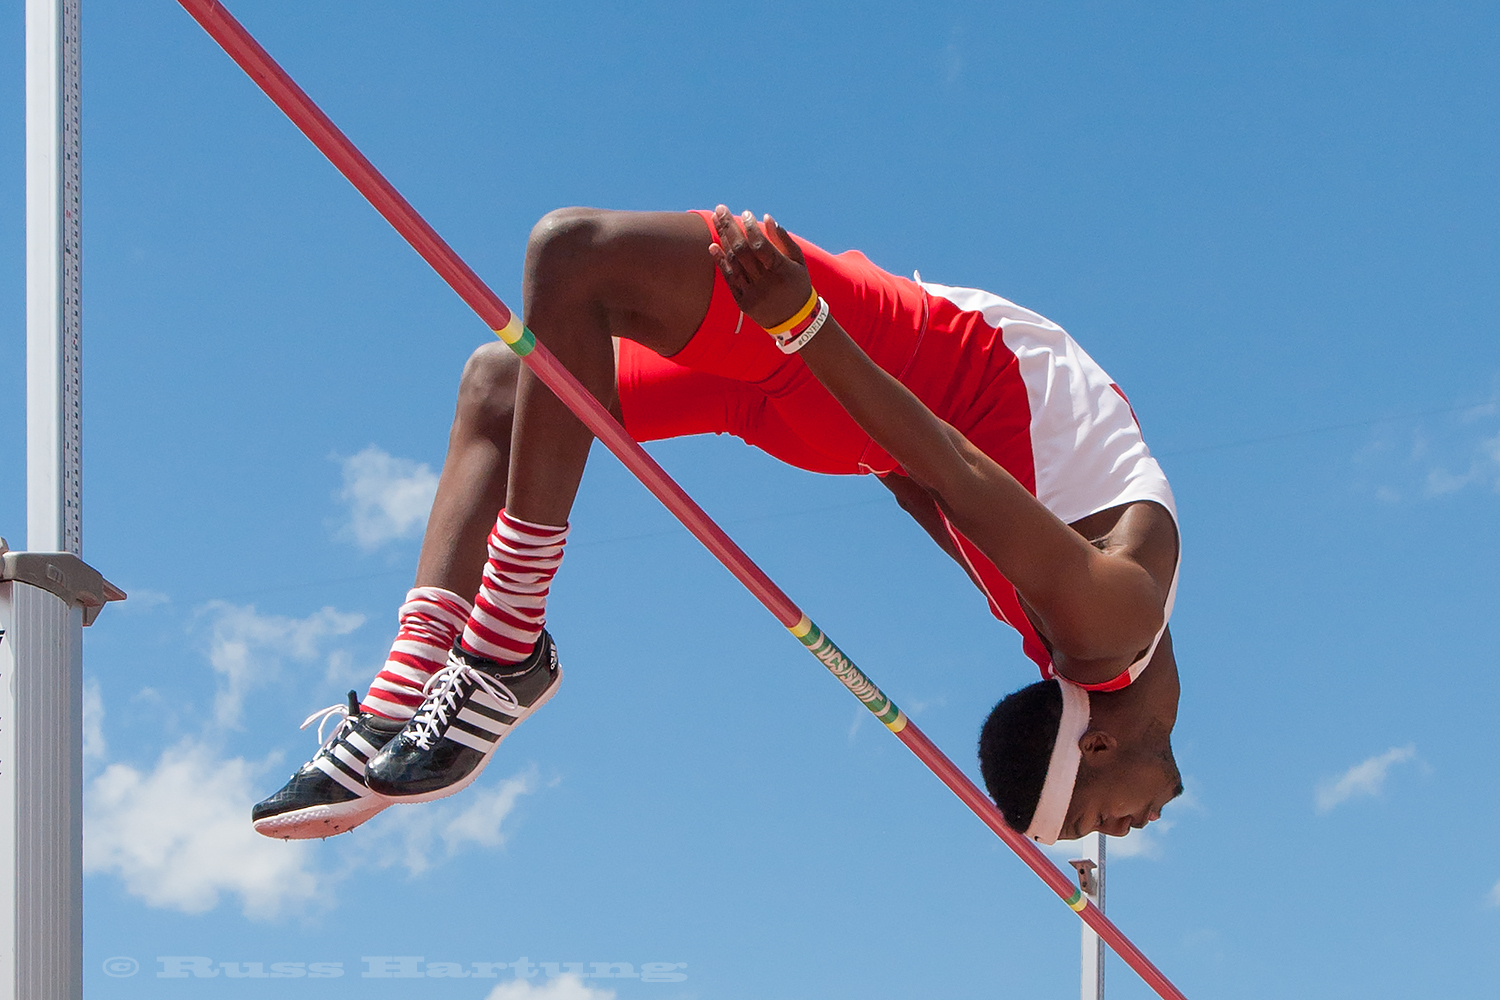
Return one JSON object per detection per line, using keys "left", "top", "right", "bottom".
{"left": 616, "top": 340, "right": 859, "bottom": 475}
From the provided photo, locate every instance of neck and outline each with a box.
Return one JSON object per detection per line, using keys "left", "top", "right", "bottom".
{"left": 1089, "top": 628, "right": 1179, "bottom": 740}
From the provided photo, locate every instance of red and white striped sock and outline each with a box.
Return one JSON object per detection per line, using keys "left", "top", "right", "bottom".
{"left": 459, "top": 509, "right": 569, "bottom": 665}
{"left": 361, "top": 586, "right": 473, "bottom": 721}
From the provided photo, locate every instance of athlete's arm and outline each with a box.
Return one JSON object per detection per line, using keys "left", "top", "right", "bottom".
{"left": 709, "top": 208, "right": 1165, "bottom": 671}
{"left": 878, "top": 473, "right": 987, "bottom": 587}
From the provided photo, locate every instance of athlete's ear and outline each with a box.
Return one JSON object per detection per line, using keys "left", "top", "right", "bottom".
{"left": 1080, "top": 730, "right": 1118, "bottom": 757}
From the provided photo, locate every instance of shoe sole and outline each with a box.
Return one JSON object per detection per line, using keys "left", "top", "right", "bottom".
{"left": 371, "top": 667, "right": 562, "bottom": 804}
{"left": 252, "top": 794, "right": 393, "bottom": 840}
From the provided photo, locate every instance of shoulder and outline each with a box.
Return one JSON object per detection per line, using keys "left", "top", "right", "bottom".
{"left": 1072, "top": 500, "right": 1178, "bottom": 599}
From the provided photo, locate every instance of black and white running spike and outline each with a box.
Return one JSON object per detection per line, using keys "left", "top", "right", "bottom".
{"left": 251, "top": 692, "right": 404, "bottom": 840}
{"left": 365, "top": 631, "right": 561, "bottom": 802}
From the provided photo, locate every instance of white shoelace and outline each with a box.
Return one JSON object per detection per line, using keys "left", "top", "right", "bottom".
{"left": 407, "top": 660, "right": 523, "bottom": 750}
{"left": 301, "top": 701, "right": 356, "bottom": 751}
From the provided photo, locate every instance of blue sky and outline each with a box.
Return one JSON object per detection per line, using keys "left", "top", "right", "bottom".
{"left": 4, "top": 1, "right": 1499, "bottom": 997}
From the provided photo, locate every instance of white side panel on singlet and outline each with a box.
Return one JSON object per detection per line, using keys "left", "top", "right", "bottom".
{"left": 918, "top": 282, "right": 1178, "bottom": 527}
{"left": 918, "top": 282, "right": 1180, "bottom": 683}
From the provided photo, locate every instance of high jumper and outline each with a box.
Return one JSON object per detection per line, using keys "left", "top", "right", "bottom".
{"left": 174, "top": 1, "right": 1189, "bottom": 996}
{"left": 255, "top": 206, "right": 1184, "bottom": 849}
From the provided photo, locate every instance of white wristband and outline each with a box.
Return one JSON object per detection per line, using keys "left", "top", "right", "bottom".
{"left": 775, "top": 296, "right": 830, "bottom": 354}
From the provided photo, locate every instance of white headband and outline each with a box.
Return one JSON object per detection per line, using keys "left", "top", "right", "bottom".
{"left": 1023, "top": 679, "right": 1091, "bottom": 845}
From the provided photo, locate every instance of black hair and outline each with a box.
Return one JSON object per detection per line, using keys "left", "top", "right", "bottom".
{"left": 978, "top": 680, "right": 1063, "bottom": 833}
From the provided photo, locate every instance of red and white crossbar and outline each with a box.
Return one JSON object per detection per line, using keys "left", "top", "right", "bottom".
{"left": 173, "top": 3, "right": 1188, "bottom": 996}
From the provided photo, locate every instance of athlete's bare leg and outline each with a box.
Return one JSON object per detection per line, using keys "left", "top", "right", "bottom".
{"left": 411, "top": 343, "right": 522, "bottom": 601}
{"left": 412, "top": 208, "right": 716, "bottom": 595}
{"left": 505, "top": 208, "right": 715, "bottom": 527}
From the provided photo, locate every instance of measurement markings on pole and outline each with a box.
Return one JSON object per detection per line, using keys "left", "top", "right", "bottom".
{"left": 61, "top": 0, "right": 83, "bottom": 556}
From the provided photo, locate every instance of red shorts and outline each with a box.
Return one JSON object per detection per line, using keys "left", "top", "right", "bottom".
{"left": 617, "top": 211, "right": 1035, "bottom": 490}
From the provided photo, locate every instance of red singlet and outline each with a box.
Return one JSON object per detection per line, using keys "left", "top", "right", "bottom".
{"left": 617, "top": 211, "right": 1178, "bottom": 688}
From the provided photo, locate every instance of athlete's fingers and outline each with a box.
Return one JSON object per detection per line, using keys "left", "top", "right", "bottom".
{"left": 712, "top": 205, "right": 763, "bottom": 280}
{"left": 708, "top": 242, "right": 753, "bottom": 303}
{"left": 707, "top": 241, "right": 742, "bottom": 286}
{"left": 761, "top": 214, "right": 792, "bottom": 257}
{"left": 766, "top": 217, "right": 808, "bottom": 268}
{"left": 733, "top": 211, "right": 769, "bottom": 280}
{"left": 741, "top": 213, "right": 787, "bottom": 273}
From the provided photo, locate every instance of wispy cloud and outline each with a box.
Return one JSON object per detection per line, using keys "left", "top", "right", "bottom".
{"left": 483, "top": 974, "right": 616, "bottom": 1000}
{"left": 847, "top": 704, "right": 865, "bottom": 743}
{"left": 1040, "top": 784, "right": 1200, "bottom": 862}
{"left": 1316, "top": 745, "right": 1416, "bottom": 813}
{"left": 198, "top": 602, "right": 365, "bottom": 728}
{"left": 83, "top": 677, "right": 107, "bottom": 763}
{"left": 1356, "top": 392, "right": 1500, "bottom": 502}
{"left": 941, "top": 27, "right": 964, "bottom": 84}
{"left": 115, "top": 588, "right": 171, "bottom": 613}
{"left": 1042, "top": 817, "right": 1174, "bottom": 863}
{"left": 335, "top": 445, "right": 439, "bottom": 550}
{"left": 85, "top": 738, "right": 323, "bottom": 920}
{"left": 348, "top": 767, "right": 540, "bottom": 876}
{"left": 1108, "top": 818, "right": 1174, "bottom": 859}
{"left": 1489, "top": 879, "right": 1500, "bottom": 907}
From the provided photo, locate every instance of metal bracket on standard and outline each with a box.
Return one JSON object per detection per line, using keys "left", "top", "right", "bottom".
{"left": 1069, "top": 857, "right": 1100, "bottom": 897}
{"left": 0, "top": 537, "right": 126, "bottom": 626}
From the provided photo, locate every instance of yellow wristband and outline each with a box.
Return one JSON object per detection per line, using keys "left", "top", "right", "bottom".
{"left": 762, "top": 286, "right": 820, "bottom": 337}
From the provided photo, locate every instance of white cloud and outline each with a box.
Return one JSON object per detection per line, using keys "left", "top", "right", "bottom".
{"left": 85, "top": 738, "right": 322, "bottom": 920}
{"left": 1356, "top": 392, "right": 1500, "bottom": 501}
{"left": 323, "top": 648, "right": 377, "bottom": 687}
{"left": 116, "top": 588, "right": 171, "bottom": 613}
{"left": 336, "top": 445, "right": 439, "bottom": 550}
{"left": 349, "top": 768, "right": 539, "bottom": 876}
{"left": 84, "top": 599, "right": 542, "bottom": 921}
{"left": 1316, "top": 745, "right": 1417, "bottom": 813}
{"left": 199, "top": 602, "right": 365, "bottom": 728}
{"left": 1042, "top": 822, "right": 1171, "bottom": 864}
{"left": 1489, "top": 879, "right": 1500, "bottom": 907}
{"left": 1040, "top": 784, "right": 1200, "bottom": 862}
{"left": 83, "top": 677, "right": 106, "bottom": 763}
{"left": 443, "top": 769, "right": 538, "bottom": 853}
{"left": 483, "top": 974, "right": 616, "bottom": 1000}
{"left": 1107, "top": 818, "right": 1174, "bottom": 859}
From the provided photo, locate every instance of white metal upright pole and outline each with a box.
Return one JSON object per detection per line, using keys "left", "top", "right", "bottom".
{"left": 11, "top": 0, "right": 88, "bottom": 998}
{"left": 1069, "top": 832, "right": 1106, "bottom": 999}
{"left": 1082, "top": 832, "right": 1106, "bottom": 1000}
{"left": 27, "top": 0, "right": 83, "bottom": 558}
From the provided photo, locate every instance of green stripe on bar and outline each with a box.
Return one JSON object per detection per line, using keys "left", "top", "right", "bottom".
{"left": 508, "top": 327, "right": 536, "bottom": 356}
{"left": 793, "top": 617, "right": 905, "bottom": 723}
{"left": 493, "top": 317, "right": 536, "bottom": 356}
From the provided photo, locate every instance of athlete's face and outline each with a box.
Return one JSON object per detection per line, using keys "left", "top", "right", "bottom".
{"left": 1060, "top": 744, "right": 1183, "bottom": 841}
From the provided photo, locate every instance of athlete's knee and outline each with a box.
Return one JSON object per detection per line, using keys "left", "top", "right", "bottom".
{"left": 525, "top": 208, "right": 609, "bottom": 301}
{"left": 455, "top": 341, "right": 521, "bottom": 436}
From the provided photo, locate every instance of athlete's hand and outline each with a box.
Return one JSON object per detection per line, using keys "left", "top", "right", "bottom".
{"left": 708, "top": 205, "right": 814, "bottom": 332}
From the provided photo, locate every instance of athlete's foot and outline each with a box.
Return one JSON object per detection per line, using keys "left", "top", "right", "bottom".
{"left": 252, "top": 692, "right": 404, "bottom": 840}
{"left": 364, "top": 631, "right": 562, "bottom": 802}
